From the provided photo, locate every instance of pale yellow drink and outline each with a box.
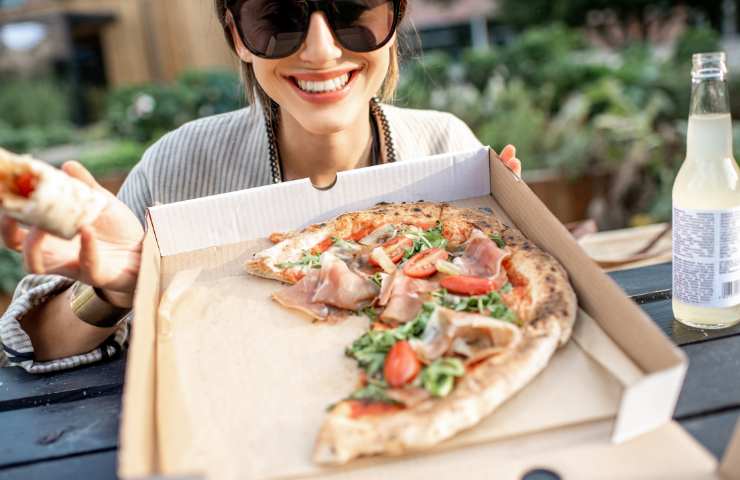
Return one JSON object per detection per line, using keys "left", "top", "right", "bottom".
{"left": 672, "top": 53, "right": 740, "bottom": 329}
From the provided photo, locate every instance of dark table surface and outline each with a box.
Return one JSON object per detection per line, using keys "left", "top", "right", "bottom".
{"left": 0, "top": 262, "right": 738, "bottom": 480}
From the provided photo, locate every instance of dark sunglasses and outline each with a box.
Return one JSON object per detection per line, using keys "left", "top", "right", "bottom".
{"left": 229, "top": 0, "right": 400, "bottom": 59}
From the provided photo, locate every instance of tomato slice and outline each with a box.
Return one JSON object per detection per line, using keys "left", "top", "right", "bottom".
{"left": 349, "top": 224, "right": 375, "bottom": 242}
{"left": 440, "top": 275, "right": 501, "bottom": 296}
{"left": 368, "top": 236, "right": 414, "bottom": 266}
{"left": 311, "top": 237, "right": 333, "bottom": 255}
{"left": 384, "top": 340, "right": 421, "bottom": 387}
{"left": 403, "top": 248, "right": 449, "bottom": 278}
{"left": 14, "top": 172, "right": 37, "bottom": 198}
{"left": 284, "top": 269, "right": 306, "bottom": 284}
{"left": 347, "top": 400, "right": 404, "bottom": 418}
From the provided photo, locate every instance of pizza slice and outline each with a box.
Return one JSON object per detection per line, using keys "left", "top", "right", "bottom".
{"left": 0, "top": 147, "right": 108, "bottom": 239}
{"left": 244, "top": 201, "right": 577, "bottom": 464}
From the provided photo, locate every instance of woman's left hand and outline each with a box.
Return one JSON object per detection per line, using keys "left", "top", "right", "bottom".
{"left": 497, "top": 144, "right": 522, "bottom": 178}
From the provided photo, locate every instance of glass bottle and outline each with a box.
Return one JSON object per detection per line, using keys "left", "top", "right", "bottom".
{"left": 672, "top": 52, "right": 740, "bottom": 329}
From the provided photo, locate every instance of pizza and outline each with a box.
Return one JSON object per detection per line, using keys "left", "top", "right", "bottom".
{"left": 0, "top": 147, "right": 107, "bottom": 239}
{"left": 244, "top": 202, "right": 577, "bottom": 465}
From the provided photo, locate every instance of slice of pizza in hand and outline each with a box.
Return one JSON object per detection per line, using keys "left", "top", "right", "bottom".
{"left": 0, "top": 147, "right": 108, "bottom": 239}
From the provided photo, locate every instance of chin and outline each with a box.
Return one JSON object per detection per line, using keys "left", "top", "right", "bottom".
{"left": 292, "top": 107, "right": 365, "bottom": 135}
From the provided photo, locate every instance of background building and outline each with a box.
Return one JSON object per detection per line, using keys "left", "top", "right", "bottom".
{"left": 0, "top": 0, "right": 235, "bottom": 122}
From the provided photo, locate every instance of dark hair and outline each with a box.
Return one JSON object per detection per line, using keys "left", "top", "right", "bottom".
{"left": 214, "top": 0, "right": 407, "bottom": 108}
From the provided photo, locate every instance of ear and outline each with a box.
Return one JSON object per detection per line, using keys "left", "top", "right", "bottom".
{"left": 226, "top": 11, "right": 253, "bottom": 64}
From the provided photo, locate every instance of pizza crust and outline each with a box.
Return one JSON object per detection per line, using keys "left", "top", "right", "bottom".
{"left": 314, "top": 318, "right": 563, "bottom": 464}
{"left": 244, "top": 202, "right": 445, "bottom": 284}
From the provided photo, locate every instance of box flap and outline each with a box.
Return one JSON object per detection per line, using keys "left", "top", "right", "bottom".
{"left": 149, "top": 148, "right": 491, "bottom": 256}
{"left": 720, "top": 419, "right": 740, "bottom": 479}
{"left": 487, "top": 152, "right": 687, "bottom": 442}
{"left": 118, "top": 214, "right": 161, "bottom": 477}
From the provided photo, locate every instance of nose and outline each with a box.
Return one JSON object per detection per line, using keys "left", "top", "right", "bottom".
{"left": 298, "top": 12, "right": 343, "bottom": 64}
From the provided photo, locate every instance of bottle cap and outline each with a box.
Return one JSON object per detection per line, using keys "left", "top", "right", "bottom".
{"left": 692, "top": 52, "right": 727, "bottom": 82}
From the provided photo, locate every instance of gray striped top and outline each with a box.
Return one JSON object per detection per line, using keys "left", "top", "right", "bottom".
{"left": 0, "top": 103, "right": 481, "bottom": 373}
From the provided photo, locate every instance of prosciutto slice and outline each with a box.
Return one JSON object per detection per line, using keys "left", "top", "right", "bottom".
{"left": 272, "top": 270, "right": 330, "bottom": 321}
{"left": 273, "top": 253, "right": 378, "bottom": 319}
{"left": 453, "top": 229, "right": 510, "bottom": 279}
{"left": 378, "top": 271, "right": 438, "bottom": 324}
{"left": 311, "top": 254, "right": 379, "bottom": 310}
{"left": 410, "top": 307, "right": 521, "bottom": 365}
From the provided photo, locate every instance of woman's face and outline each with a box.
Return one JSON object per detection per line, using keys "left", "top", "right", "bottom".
{"left": 230, "top": 10, "right": 393, "bottom": 135}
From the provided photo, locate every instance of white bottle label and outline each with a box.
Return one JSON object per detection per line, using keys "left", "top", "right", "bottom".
{"left": 673, "top": 206, "right": 740, "bottom": 307}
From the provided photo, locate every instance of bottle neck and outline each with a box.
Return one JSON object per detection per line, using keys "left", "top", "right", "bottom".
{"left": 687, "top": 77, "right": 733, "bottom": 162}
{"left": 686, "top": 54, "right": 734, "bottom": 163}
{"left": 690, "top": 77, "right": 730, "bottom": 116}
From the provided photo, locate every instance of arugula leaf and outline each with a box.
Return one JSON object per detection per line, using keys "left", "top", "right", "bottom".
{"left": 395, "top": 302, "right": 435, "bottom": 339}
{"left": 430, "top": 289, "right": 518, "bottom": 324}
{"left": 359, "top": 306, "right": 378, "bottom": 321}
{"left": 403, "top": 224, "right": 448, "bottom": 260}
{"left": 488, "top": 233, "right": 506, "bottom": 248}
{"left": 276, "top": 251, "right": 322, "bottom": 269}
{"left": 370, "top": 272, "right": 384, "bottom": 288}
{"left": 346, "top": 303, "right": 436, "bottom": 378}
{"left": 347, "top": 382, "right": 396, "bottom": 403}
{"left": 421, "top": 358, "right": 465, "bottom": 397}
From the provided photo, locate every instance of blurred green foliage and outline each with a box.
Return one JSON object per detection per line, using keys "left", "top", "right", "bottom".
{"left": 498, "top": 0, "right": 723, "bottom": 29}
{"left": 0, "top": 79, "right": 78, "bottom": 152}
{"left": 77, "top": 140, "right": 149, "bottom": 177}
{"left": 396, "top": 24, "right": 724, "bottom": 226}
{"left": 0, "top": 79, "right": 70, "bottom": 128}
{"left": 0, "top": 250, "right": 25, "bottom": 295}
{"left": 105, "top": 69, "right": 243, "bottom": 143}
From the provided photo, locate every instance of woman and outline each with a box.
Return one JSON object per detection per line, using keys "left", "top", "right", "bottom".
{"left": 0, "top": 0, "right": 518, "bottom": 372}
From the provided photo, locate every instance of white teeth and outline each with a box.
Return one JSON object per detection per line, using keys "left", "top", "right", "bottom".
{"left": 296, "top": 73, "right": 350, "bottom": 93}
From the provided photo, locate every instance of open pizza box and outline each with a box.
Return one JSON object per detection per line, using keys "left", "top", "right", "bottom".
{"left": 117, "top": 147, "right": 740, "bottom": 479}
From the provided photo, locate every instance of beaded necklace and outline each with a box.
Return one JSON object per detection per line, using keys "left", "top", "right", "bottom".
{"left": 264, "top": 97, "right": 397, "bottom": 184}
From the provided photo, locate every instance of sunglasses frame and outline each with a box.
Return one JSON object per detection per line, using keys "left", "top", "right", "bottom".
{"left": 229, "top": 0, "right": 401, "bottom": 60}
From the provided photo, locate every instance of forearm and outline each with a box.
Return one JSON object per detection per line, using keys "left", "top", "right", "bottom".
{"left": 20, "top": 286, "right": 121, "bottom": 362}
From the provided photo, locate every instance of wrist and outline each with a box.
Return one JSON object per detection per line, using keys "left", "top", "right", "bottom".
{"left": 97, "top": 288, "right": 134, "bottom": 309}
{"left": 69, "top": 282, "right": 131, "bottom": 328}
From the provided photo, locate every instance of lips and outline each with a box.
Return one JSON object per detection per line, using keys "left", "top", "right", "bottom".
{"left": 286, "top": 68, "right": 360, "bottom": 104}
{"left": 295, "top": 73, "right": 350, "bottom": 94}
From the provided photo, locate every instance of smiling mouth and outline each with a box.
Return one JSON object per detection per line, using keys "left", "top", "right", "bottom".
{"left": 291, "top": 71, "right": 355, "bottom": 94}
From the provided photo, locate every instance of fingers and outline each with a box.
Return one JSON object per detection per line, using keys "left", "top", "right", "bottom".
{"left": 0, "top": 216, "right": 27, "bottom": 251}
{"left": 499, "top": 144, "right": 522, "bottom": 178}
{"left": 22, "top": 228, "right": 47, "bottom": 274}
{"left": 500, "top": 144, "right": 516, "bottom": 162}
{"left": 61, "top": 161, "right": 104, "bottom": 192}
{"left": 78, "top": 226, "right": 101, "bottom": 280}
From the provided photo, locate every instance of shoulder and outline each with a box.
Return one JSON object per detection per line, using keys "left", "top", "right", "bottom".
{"left": 139, "top": 107, "right": 263, "bottom": 170}
{"left": 381, "top": 105, "right": 482, "bottom": 160}
{"left": 117, "top": 105, "right": 271, "bottom": 221}
{"left": 134, "top": 105, "right": 269, "bottom": 189}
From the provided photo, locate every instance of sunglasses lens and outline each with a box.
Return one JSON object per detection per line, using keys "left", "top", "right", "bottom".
{"left": 239, "top": 1, "right": 309, "bottom": 58}
{"left": 332, "top": 1, "right": 396, "bottom": 52}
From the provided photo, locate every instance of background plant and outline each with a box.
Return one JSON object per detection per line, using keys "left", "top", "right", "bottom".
{"left": 396, "top": 23, "right": 726, "bottom": 228}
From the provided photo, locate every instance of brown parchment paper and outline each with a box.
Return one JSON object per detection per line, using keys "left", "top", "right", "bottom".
{"left": 154, "top": 257, "right": 625, "bottom": 480}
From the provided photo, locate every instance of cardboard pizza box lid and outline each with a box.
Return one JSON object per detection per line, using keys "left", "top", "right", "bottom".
{"left": 119, "top": 147, "right": 692, "bottom": 479}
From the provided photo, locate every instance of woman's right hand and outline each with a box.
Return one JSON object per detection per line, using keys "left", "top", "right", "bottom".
{"left": 0, "top": 161, "right": 144, "bottom": 308}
